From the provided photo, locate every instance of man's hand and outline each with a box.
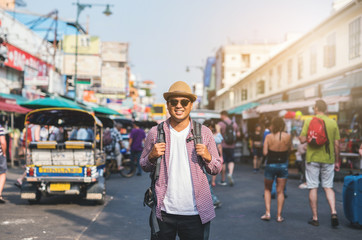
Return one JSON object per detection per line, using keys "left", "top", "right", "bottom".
{"left": 334, "top": 161, "right": 340, "bottom": 172}
{"left": 148, "top": 143, "right": 166, "bottom": 163}
{"left": 196, "top": 144, "right": 211, "bottom": 163}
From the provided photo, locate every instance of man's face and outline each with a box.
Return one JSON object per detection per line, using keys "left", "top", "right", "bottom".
{"left": 167, "top": 97, "right": 193, "bottom": 123}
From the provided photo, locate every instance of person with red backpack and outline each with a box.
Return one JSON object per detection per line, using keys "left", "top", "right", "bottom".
{"left": 299, "top": 99, "right": 340, "bottom": 228}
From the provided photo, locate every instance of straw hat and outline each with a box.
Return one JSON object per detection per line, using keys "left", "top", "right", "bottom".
{"left": 163, "top": 81, "right": 197, "bottom": 102}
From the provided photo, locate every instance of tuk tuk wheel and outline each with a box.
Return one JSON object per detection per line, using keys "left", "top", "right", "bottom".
{"left": 120, "top": 161, "right": 136, "bottom": 178}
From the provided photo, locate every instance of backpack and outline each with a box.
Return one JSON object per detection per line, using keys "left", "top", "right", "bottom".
{"left": 307, "top": 117, "right": 330, "bottom": 154}
{"left": 222, "top": 121, "right": 236, "bottom": 145}
{"left": 144, "top": 120, "right": 203, "bottom": 238}
{"left": 103, "top": 129, "right": 112, "bottom": 146}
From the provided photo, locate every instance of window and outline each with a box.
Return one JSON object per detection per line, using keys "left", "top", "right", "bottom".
{"left": 277, "top": 65, "right": 282, "bottom": 88}
{"left": 349, "top": 17, "right": 361, "bottom": 59}
{"left": 242, "top": 89, "right": 247, "bottom": 101}
{"left": 324, "top": 33, "right": 336, "bottom": 68}
{"left": 241, "top": 54, "right": 250, "bottom": 68}
{"left": 310, "top": 46, "right": 317, "bottom": 75}
{"left": 287, "top": 59, "right": 293, "bottom": 84}
{"left": 268, "top": 69, "right": 273, "bottom": 91}
{"left": 257, "top": 80, "right": 265, "bottom": 95}
{"left": 297, "top": 55, "right": 303, "bottom": 80}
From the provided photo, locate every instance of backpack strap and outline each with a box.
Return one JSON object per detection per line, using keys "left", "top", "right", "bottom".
{"left": 322, "top": 120, "right": 330, "bottom": 155}
{"left": 191, "top": 120, "right": 207, "bottom": 174}
{"left": 149, "top": 122, "right": 165, "bottom": 237}
{"left": 193, "top": 120, "right": 203, "bottom": 145}
{"left": 154, "top": 122, "right": 165, "bottom": 181}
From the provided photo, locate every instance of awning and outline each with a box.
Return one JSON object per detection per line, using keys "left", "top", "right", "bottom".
{"left": 0, "top": 101, "right": 31, "bottom": 114}
{"left": 228, "top": 102, "right": 260, "bottom": 114}
{"left": 92, "top": 105, "right": 123, "bottom": 116}
{"left": 256, "top": 96, "right": 350, "bottom": 113}
{"left": 20, "top": 96, "right": 84, "bottom": 110}
{"left": 0, "top": 93, "right": 28, "bottom": 104}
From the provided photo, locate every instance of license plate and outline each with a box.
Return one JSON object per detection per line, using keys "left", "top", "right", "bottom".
{"left": 50, "top": 183, "right": 70, "bottom": 191}
{"left": 39, "top": 167, "right": 82, "bottom": 174}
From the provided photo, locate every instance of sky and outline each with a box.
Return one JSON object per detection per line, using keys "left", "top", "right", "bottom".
{"left": 21, "top": 0, "right": 335, "bottom": 102}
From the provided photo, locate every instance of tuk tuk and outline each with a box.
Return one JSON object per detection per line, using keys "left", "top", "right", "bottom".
{"left": 20, "top": 108, "right": 106, "bottom": 204}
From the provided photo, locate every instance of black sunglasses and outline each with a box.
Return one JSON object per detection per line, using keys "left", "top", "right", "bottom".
{"left": 168, "top": 99, "right": 191, "bottom": 107}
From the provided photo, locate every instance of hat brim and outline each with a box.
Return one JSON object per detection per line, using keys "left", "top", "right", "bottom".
{"left": 163, "top": 92, "right": 197, "bottom": 102}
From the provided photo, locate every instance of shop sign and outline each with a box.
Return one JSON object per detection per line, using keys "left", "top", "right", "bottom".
{"left": 83, "top": 90, "right": 97, "bottom": 103}
{"left": 4, "top": 43, "right": 51, "bottom": 85}
{"left": 63, "top": 35, "right": 100, "bottom": 55}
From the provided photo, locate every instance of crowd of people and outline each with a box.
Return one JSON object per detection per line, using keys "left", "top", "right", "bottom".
{"left": 0, "top": 80, "right": 357, "bottom": 240}
{"left": 138, "top": 81, "right": 348, "bottom": 240}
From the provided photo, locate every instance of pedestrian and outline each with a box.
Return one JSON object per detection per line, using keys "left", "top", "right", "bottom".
{"left": 15, "top": 124, "right": 40, "bottom": 188}
{"left": 217, "top": 111, "right": 239, "bottom": 186}
{"left": 140, "top": 81, "right": 223, "bottom": 240}
{"left": 205, "top": 120, "right": 223, "bottom": 187}
{"left": 261, "top": 117, "right": 291, "bottom": 222}
{"left": 111, "top": 123, "right": 123, "bottom": 171}
{"left": 128, "top": 121, "right": 146, "bottom": 176}
{"left": 0, "top": 123, "right": 7, "bottom": 203}
{"left": 203, "top": 119, "right": 222, "bottom": 209}
{"left": 299, "top": 99, "right": 340, "bottom": 227}
{"left": 39, "top": 125, "right": 49, "bottom": 141}
{"left": 296, "top": 142, "right": 308, "bottom": 189}
{"left": 251, "top": 124, "right": 263, "bottom": 173}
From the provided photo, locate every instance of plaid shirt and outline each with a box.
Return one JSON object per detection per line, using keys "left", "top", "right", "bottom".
{"left": 110, "top": 127, "right": 122, "bottom": 146}
{"left": 140, "top": 118, "right": 223, "bottom": 224}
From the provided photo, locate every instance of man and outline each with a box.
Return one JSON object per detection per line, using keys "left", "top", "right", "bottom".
{"left": 217, "top": 111, "right": 239, "bottom": 186}
{"left": 299, "top": 99, "right": 340, "bottom": 227}
{"left": 0, "top": 123, "right": 7, "bottom": 203}
{"left": 111, "top": 123, "right": 123, "bottom": 171}
{"left": 128, "top": 121, "right": 146, "bottom": 176}
{"left": 140, "top": 81, "right": 222, "bottom": 239}
{"left": 15, "top": 124, "right": 40, "bottom": 188}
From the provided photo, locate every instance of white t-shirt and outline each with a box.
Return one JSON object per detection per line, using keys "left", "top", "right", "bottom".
{"left": 162, "top": 123, "right": 198, "bottom": 215}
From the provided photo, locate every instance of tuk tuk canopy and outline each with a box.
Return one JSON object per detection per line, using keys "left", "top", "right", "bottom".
{"left": 25, "top": 108, "right": 103, "bottom": 127}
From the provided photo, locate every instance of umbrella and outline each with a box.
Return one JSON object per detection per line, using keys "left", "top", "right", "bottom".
{"left": 20, "top": 96, "right": 84, "bottom": 110}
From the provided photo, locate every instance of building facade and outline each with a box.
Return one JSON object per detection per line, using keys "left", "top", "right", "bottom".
{"left": 215, "top": 0, "right": 362, "bottom": 126}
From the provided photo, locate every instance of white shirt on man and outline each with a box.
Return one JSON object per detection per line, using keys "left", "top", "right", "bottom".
{"left": 162, "top": 123, "right": 198, "bottom": 215}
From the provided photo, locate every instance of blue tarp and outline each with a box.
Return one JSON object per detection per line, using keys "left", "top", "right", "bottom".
{"left": 203, "top": 57, "right": 216, "bottom": 87}
{"left": 6, "top": 11, "right": 81, "bottom": 41}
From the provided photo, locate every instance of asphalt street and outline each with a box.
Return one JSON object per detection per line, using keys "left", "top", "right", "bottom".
{"left": 0, "top": 163, "right": 361, "bottom": 240}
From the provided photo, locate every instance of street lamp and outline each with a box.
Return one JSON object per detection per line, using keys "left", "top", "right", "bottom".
{"left": 186, "top": 65, "right": 204, "bottom": 109}
{"left": 186, "top": 65, "right": 204, "bottom": 73}
{"left": 73, "top": 0, "right": 114, "bottom": 100}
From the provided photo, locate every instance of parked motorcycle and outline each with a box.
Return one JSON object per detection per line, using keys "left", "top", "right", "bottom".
{"left": 103, "top": 147, "right": 136, "bottom": 179}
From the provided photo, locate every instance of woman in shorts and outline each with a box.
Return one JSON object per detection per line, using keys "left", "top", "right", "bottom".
{"left": 260, "top": 117, "right": 291, "bottom": 222}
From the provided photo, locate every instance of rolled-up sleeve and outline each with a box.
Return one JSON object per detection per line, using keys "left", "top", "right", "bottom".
{"left": 140, "top": 126, "right": 157, "bottom": 172}
{"left": 202, "top": 127, "right": 223, "bottom": 175}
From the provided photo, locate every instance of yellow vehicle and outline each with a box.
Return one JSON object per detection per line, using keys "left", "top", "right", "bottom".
{"left": 20, "top": 108, "right": 106, "bottom": 204}
{"left": 151, "top": 103, "right": 167, "bottom": 121}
